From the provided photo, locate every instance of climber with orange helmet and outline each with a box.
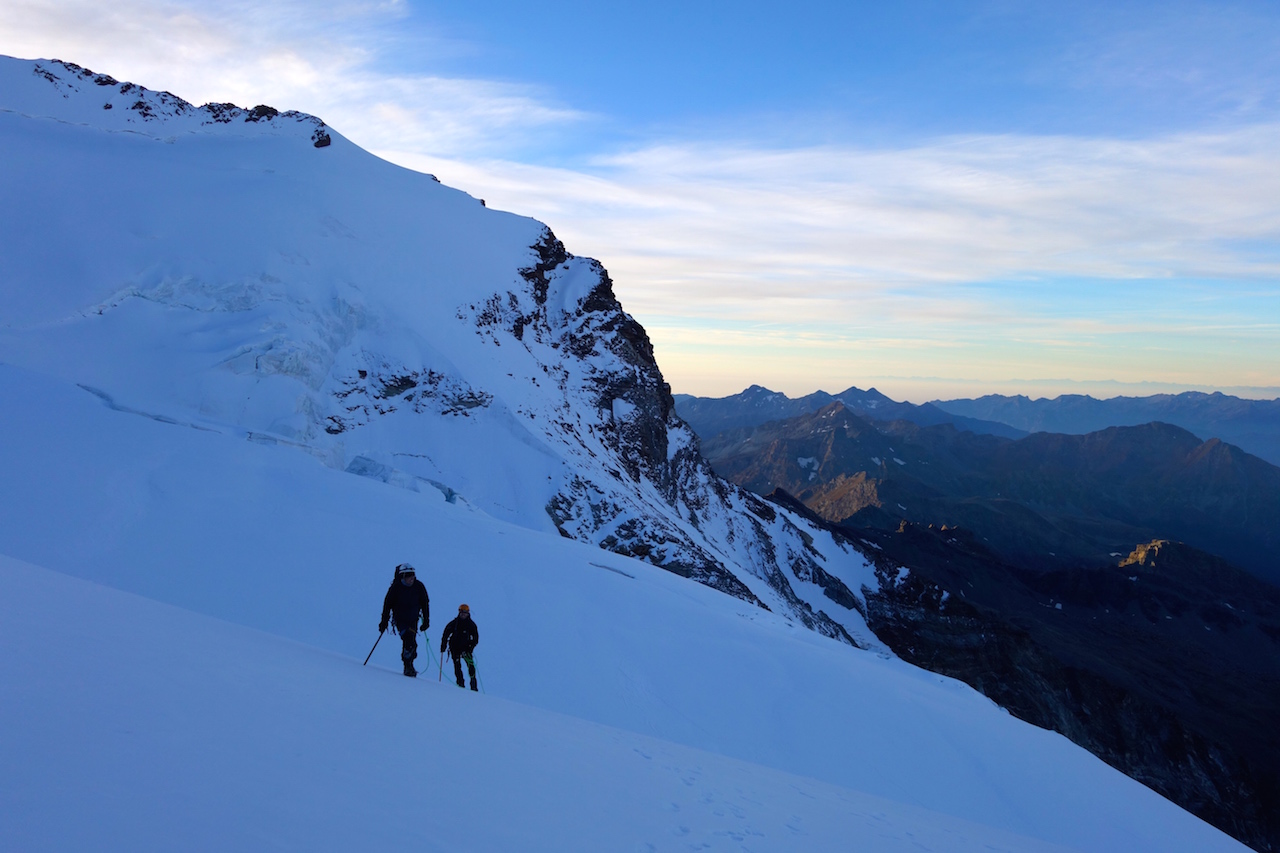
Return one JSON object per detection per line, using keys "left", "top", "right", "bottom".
{"left": 440, "top": 604, "right": 480, "bottom": 690}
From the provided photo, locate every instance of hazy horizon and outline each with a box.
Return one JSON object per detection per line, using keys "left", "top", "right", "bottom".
{"left": 5, "top": 1, "right": 1277, "bottom": 400}
{"left": 672, "top": 376, "right": 1280, "bottom": 406}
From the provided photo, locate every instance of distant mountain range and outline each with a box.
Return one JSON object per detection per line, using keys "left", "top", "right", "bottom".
{"left": 675, "top": 386, "right": 1280, "bottom": 466}
{"left": 700, "top": 402, "right": 1280, "bottom": 586}
{"left": 934, "top": 392, "right": 1280, "bottom": 467}
{"left": 674, "top": 385, "right": 1026, "bottom": 440}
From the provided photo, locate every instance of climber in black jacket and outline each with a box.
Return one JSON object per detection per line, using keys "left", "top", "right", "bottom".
{"left": 380, "top": 563, "right": 429, "bottom": 677}
{"left": 440, "top": 604, "right": 480, "bottom": 690}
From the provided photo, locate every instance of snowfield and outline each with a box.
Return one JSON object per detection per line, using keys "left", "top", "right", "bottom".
{"left": 2, "top": 554, "right": 1092, "bottom": 853}
{"left": 0, "top": 56, "right": 1250, "bottom": 851}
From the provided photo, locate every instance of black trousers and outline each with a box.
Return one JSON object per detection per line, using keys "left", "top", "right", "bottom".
{"left": 399, "top": 628, "right": 418, "bottom": 663}
{"left": 451, "top": 652, "right": 477, "bottom": 688}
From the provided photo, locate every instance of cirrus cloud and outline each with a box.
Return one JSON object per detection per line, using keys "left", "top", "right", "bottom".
{"left": 0, "top": 0, "right": 586, "bottom": 157}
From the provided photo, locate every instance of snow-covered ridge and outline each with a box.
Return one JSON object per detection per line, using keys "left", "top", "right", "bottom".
{"left": 1, "top": 56, "right": 331, "bottom": 147}
{"left": 0, "top": 54, "right": 879, "bottom": 649}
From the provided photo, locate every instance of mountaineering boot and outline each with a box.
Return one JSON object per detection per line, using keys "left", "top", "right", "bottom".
{"left": 470, "top": 678, "right": 478, "bottom": 692}
{"left": 403, "top": 661, "right": 417, "bottom": 677}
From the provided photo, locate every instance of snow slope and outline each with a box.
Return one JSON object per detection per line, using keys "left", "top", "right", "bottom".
{"left": 0, "top": 57, "right": 1250, "bottom": 851}
{"left": 2, "top": 554, "right": 1093, "bottom": 853}
{"left": 0, "top": 364, "right": 1246, "bottom": 853}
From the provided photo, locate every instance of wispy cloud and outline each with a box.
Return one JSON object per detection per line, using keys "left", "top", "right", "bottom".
{"left": 4, "top": 0, "right": 1278, "bottom": 399}
{"left": 1048, "top": 2, "right": 1280, "bottom": 120}
{"left": 388, "top": 128, "right": 1280, "bottom": 397}
{"left": 392, "top": 126, "right": 1280, "bottom": 314}
{"left": 0, "top": 0, "right": 585, "bottom": 157}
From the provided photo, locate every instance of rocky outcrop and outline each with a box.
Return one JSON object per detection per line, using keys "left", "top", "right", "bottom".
{"left": 462, "top": 229, "right": 877, "bottom": 640}
{"left": 323, "top": 366, "right": 493, "bottom": 434}
{"left": 25, "top": 60, "right": 333, "bottom": 145}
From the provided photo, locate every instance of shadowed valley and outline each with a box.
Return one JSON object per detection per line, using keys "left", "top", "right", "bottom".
{"left": 687, "top": 398, "right": 1280, "bottom": 851}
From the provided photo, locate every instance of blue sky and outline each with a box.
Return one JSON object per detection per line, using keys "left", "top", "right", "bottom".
{"left": 4, "top": 0, "right": 1280, "bottom": 400}
{"left": 399, "top": 1, "right": 1280, "bottom": 144}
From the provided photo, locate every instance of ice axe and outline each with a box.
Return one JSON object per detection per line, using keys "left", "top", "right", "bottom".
{"left": 363, "top": 630, "right": 384, "bottom": 666}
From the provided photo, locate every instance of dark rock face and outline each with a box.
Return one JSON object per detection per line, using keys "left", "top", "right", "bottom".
{"left": 517, "top": 231, "right": 570, "bottom": 310}
{"left": 456, "top": 229, "right": 874, "bottom": 642}
{"left": 509, "top": 231, "right": 686, "bottom": 506}
{"left": 323, "top": 366, "right": 493, "bottom": 435}
{"left": 205, "top": 103, "right": 242, "bottom": 123}
{"left": 839, "top": 519, "right": 1280, "bottom": 852}
{"left": 246, "top": 105, "right": 280, "bottom": 121}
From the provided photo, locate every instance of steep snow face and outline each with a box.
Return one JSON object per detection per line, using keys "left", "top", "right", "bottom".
{"left": 0, "top": 56, "right": 876, "bottom": 644}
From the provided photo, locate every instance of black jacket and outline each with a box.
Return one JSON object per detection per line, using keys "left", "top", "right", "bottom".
{"left": 440, "top": 615, "right": 479, "bottom": 658}
{"left": 382, "top": 579, "right": 429, "bottom": 633}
